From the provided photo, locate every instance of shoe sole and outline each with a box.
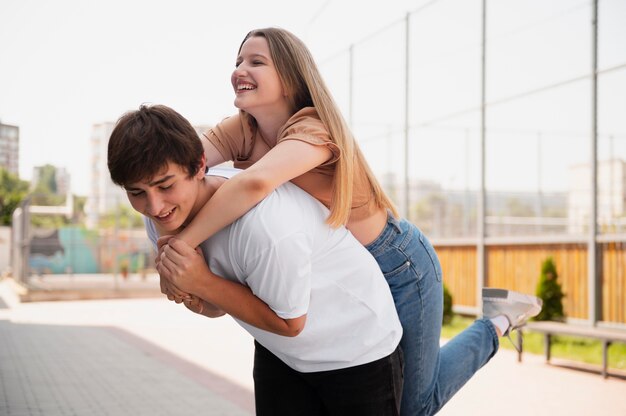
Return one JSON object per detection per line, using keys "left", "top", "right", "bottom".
{"left": 483, "top": 288, "right": 543, "bottom": 308}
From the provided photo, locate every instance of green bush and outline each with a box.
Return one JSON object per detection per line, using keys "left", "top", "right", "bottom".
{"left": 535, "top": 257, "right": 565, "bottom": 321}
{"left": 443, "top": 284, "right": 454, "bottom": 325}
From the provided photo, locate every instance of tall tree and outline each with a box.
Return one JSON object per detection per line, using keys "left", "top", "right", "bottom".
{"left": 0, "top": 167, "right": 29, "bottom": 225}
{"left": 31, "top": 164, "right": 63, "bottom": 205}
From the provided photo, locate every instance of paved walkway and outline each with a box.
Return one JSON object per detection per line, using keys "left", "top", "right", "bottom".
{"left": 13, "top": 273, "right": 163, "bottom": 302}
{"left": 1, "top": 278, "right": 625, "bottom": 415}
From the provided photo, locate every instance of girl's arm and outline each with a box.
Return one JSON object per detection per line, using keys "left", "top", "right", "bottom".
{"left": 179, "top": 139, "right": 332, "bottom": 248}
{"left": 158, "top": 238, "right": 307, "bottom": 337}
{"left": 155, "top": 134, "right": 225, "bottom": 301}
{"left": 202, "top": 133, "right": 228, "bottom": 167}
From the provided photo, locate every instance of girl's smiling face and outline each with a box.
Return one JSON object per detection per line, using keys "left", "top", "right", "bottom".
{"left": 231, "top": 36, "right": 289, "bottom": 117}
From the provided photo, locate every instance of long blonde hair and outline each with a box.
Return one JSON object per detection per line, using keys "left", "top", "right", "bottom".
{"left": 240, "top": 28, "right": 398, "bottom": 226}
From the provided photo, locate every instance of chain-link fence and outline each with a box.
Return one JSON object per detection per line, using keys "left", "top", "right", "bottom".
{"left": 317, "top": 0, "right": 626, "bottom": 240}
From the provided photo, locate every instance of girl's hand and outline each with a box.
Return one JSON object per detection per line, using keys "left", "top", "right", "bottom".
{"left": 157, "top": 234, "right": 175, "bottom": 252}
{"left": 155, "top": 235, "right": 192, "bottom": 302}
{"left": 157, "top": 238, "right": 210, "bottom": 295}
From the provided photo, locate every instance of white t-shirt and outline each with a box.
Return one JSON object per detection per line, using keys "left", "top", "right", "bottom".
{"left": 145, "top": 168, "right": 402, "bottom": 373}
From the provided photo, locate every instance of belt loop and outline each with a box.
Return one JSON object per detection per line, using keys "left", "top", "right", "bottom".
{"left": 387, "top": 210, "right": 402, "bottom": 233}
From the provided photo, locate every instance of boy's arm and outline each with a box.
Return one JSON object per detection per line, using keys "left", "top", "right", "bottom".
{"left": 183, "top": 295, "right": 225, "bottom": 318}
{"left": 158, "top": 238, "right": 306, "bottom": 337}
{"left": 178, "top": 139, "right": 332, "bottom": 248}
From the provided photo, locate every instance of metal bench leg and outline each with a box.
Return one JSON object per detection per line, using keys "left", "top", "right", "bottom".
{"left": 544, "top": 333, "right": 551, "bottom": 363}
{"left": 603, "top": 341, "right": 611, "bottom": 379}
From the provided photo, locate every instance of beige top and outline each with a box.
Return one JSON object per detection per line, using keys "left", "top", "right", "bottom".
{"left": 205, "top": 107, "right": 378, "bottom": 221}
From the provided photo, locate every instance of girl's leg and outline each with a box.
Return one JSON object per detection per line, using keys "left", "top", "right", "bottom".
{"left": 366, "top": 216, "right": 499, "bottom": 416}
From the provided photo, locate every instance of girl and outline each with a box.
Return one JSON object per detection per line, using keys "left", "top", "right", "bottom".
{"left": 164, "top": 28, "right": 539, "bottom": 416}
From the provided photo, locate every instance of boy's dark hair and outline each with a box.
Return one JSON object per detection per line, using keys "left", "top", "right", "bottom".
{"left": 108, "top": 104, "right": 204, "bottom": 186}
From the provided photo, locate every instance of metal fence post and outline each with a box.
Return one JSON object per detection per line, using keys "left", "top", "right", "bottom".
{"left": 589, "top": 0, "right": 600, "bottom": 325}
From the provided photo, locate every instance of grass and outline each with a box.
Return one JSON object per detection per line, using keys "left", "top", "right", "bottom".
{"left": 441, "top": 315, "right": 626, "bottom": 371}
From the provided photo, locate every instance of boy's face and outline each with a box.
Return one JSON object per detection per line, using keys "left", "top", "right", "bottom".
{"left": 124, "top": 162, "right": 203, "bottom": 233}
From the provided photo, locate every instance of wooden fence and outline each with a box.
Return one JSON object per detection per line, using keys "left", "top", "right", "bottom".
{"left": 434, "top": 241, "right": 626, "bottom": 325}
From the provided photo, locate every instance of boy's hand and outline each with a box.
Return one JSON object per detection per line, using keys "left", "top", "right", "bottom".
{"left": 157, "top": 238, "right": 210, "bottom": 295}
{"left": 159, "top": 275, "right": 190, "bottom": 303}
{"left": 184, "top": 295, "right": 226, "bottom": 318}
{"left": 183, "top": 296, "right": 204, "bottom": 314}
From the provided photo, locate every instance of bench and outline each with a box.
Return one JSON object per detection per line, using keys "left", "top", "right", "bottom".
{"left": 517, "top": 321, "right": 626, "bottom": 378}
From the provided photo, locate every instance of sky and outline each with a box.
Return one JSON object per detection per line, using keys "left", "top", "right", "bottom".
{"left": 0, "top": 0, "right": 422, "bottom": 194}
{"left": 1, "top": 0, "right": 625, "bottom": 196}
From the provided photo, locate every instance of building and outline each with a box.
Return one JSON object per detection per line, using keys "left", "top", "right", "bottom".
{"left": 0, "top": 121, "right": 19, "bottom": 176}
{"left": 193, "top": 125, "right": 212, "bottom": 140}
{"left": 86, "top": 122, "right": 129, "bottom": 228}
{"left": 568, "top": 159, "right": 626, "bottom": 234}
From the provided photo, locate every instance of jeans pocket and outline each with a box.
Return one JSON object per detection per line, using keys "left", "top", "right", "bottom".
{"left": 383, "top": 259, "right": 412, "bottom": 279}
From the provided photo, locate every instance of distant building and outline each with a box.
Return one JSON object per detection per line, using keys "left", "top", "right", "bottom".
{"left": 54, "top": 167, "right": 71, "bottom": 196}
{"left": 568, "top": 159, "right": 626, "bottom": 234}
{"left": 0, "top": 121, "right": 19, "bottom": 176}
{"left": 193, "top": 125, "right": 212, "bottom": 140}
{"left": 86, "top": 122, "right": 128, "bottom": 228}
{"left": 382, "top": 175, "right": 567, "bottom": 238}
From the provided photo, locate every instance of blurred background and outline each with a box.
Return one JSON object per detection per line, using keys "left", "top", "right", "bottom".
{"left": 0, "top": 0, "right": 625, "bottom": 328}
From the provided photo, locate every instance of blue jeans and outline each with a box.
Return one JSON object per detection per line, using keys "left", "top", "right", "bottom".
{"left": 365, "top": 213, "right": 500, "bottom": 416}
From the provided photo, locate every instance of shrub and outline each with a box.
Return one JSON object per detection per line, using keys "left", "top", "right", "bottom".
{"left": 443, "top": 284, "right": 454, "bottom": 324}
{"left": 534, "top": 257, "right": 565, "bottom": 321}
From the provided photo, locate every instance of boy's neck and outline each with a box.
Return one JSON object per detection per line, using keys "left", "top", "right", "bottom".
{"left": 182, "top": 175, "right": 227, "bottom": 230}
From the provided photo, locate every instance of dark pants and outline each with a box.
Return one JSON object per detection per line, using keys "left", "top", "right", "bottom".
{"left": 253, "top": 341, "right": 404, "bottom": 416}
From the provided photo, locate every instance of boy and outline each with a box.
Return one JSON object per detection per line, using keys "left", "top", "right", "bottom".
{"left": 107, "top": 104, "right": 404, "bottom": 415}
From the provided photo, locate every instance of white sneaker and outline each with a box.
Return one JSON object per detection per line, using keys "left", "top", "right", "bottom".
{"left": 482, "top": 288, "right": 543, "bottom": 336}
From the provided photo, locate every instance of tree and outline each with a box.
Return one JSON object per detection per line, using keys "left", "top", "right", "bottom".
{"left": 99, "top": 204, "right": 145, "bottom": 229}
{"left": 442, "top": 284, "right": 454, "bottom": 325}
{"left": 534, "top": 257, "right": 565, "bottom": 321}
{"left": 505, "top": 197, "right": 534, "bottom": 217}
{"left": 35, "top": 164, "right": 57, "bottom": 193}
{"left": 0, "top": 167, "right": 29, "bottom": 225}
{"left": 31, "top": 164, "right": 64, "bottom": 206}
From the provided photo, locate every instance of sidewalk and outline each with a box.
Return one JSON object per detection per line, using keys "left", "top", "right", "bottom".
{"left": 1, "top": 279, "right": 625, "bottom": 415}
{"left": 12, "top": 273, "right": 163, "bottom": 302}
{"left": 0, "top": 279, "right": 255, "bottom": 416}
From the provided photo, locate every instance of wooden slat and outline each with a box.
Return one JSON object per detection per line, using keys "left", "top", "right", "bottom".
{"left": 601, "top": 242, "right": 626, "bottom": 323}
{"left": 433, "top": 242, "right": 606, "bottom": 321}
{"left": 436, "top": 245, "right": 477, "bottom": 308}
